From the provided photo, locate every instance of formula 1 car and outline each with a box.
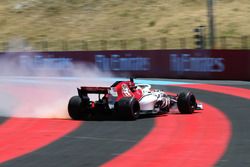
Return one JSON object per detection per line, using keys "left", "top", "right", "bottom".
{"left": 68, "top": 78, "right": 203, "bottom": 120}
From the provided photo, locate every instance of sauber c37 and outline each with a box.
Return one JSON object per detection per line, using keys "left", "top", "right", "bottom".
{"left": 68, "top": 78, "right": 203, "bottom": 120}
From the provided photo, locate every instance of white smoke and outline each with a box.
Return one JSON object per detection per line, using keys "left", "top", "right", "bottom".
{"left": 0, "top": 39, "right": 115, "bottom": 119}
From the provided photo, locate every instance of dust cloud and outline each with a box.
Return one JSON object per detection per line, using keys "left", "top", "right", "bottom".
{"left": 0, "top": 40, "right": 114, "bottom": 119}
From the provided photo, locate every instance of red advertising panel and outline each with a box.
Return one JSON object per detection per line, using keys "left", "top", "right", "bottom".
{"left": 211, "top": 50, "right": 250, "bottom": 80}
{"left": 166, "top": 50, "right": 250, "bottom": 80}
{"left": 0, "top": 50, "right": 249, "bottom": 80}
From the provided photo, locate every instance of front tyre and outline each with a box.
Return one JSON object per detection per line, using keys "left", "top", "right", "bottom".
{"left": 115, "top": 97, "right": 140, "bottom": 120}
{"left": 68, "top": 96, "right": 89, "bottom": 120}
{"left": 177, "top": 92, "right": 197, "bottom": 114}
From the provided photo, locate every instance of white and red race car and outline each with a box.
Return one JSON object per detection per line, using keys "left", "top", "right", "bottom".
{"left": 68, "top": 78, "right": 203, "bottom": 120}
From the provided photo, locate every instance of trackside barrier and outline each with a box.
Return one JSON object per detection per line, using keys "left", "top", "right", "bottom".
{"left": 0, "top": 50, "right": 249, "bottom": 81}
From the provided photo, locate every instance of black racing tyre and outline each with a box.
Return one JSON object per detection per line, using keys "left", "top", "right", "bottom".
{"left": 115, "top": 97, "right": 140, "bottom": 120}
{"left": 177, "top": 92, "right": 197, "bottom": 114}
{"left": 68, "top": 96, "right": 90, "bottom": 120}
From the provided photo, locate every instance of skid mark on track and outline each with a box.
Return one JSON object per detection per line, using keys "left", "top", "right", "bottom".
{"left": 64, "top": 135, "right": 137, "bottom": 143}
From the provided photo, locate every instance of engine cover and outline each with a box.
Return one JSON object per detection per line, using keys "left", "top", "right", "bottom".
{"left": 139, "top": 94, "right": 157, "bottom": 111}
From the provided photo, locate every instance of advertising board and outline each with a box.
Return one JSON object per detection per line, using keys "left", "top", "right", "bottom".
{"left": 0, "top": 50, "right": 249, "bottom": 80}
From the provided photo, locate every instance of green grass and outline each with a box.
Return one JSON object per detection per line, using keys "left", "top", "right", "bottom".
{"left": 0, "top": 0, "right": 249, "bottom": 50}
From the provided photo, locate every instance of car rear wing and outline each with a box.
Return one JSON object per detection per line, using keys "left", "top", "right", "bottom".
{"left": 78, "top": 86, "right": 110, "bottom": 97}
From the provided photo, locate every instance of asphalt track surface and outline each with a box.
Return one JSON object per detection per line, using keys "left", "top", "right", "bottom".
{"left": 0, "top": 78, "right": 250, "bottom": 167}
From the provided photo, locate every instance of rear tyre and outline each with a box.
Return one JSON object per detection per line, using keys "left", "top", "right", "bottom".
{"left": 115, "top": 97, "right": 140, "bottom": 120}
{"left": 177, "top": 92, "right": 197, "bottom": 114}
{"left": 68, "top": 96, "right": 90, "bottom": 120}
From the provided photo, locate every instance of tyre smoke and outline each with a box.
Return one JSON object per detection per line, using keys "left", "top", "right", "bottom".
{"left": 0, "top": 40, "right": 114, "bottom": 119}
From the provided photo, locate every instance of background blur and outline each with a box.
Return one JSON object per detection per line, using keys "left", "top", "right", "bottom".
{"left": 0, "top": 0, "right": 250, "bottom": 51}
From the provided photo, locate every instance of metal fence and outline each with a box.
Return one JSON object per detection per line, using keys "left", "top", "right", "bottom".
{"left": 1, "top": 36, "right": 250, "bottom": 51}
